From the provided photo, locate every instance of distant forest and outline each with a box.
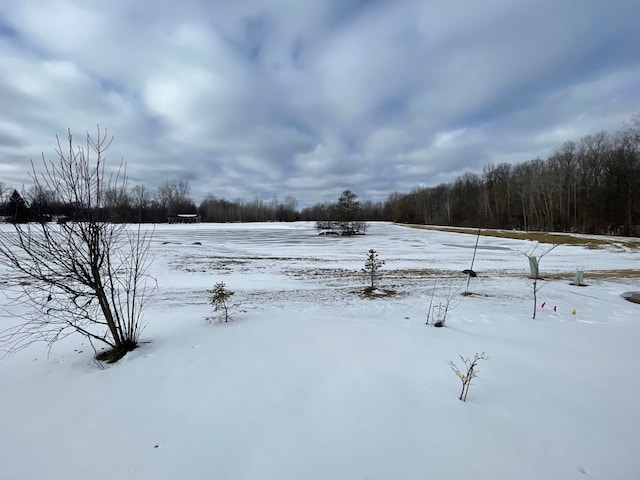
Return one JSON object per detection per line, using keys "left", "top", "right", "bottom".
{"left": 1, "top": 114, "right": 638, "bottom": 236}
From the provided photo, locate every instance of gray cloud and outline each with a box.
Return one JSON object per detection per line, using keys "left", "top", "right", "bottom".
{"left": 1, "top": 0, "right": 639, "bottom": 207}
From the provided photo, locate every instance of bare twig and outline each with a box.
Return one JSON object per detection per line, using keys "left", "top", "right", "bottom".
{"left": 521, "top": 244, "right": 558, "bottom": 319}
{"left": 448, "top": 352, "right": 489, "bottom": 401}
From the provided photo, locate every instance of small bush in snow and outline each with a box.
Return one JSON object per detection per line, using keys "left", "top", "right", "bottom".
{"left": 426, "top": 279, "right": 462, "bottom": 327}
{"left": 448, "top": 352, "right": 488, "bottom": 401}
{"left": 208, "top": 282, "right": 235, "bottom": 323}
{"left": 362, "top": 248, "right": 384, "bottom": 291}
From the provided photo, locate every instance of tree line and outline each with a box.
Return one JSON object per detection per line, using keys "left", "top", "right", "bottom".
{"left": 1, "top": 114, "right": 638, "bottom": 235}
{"left": 385, "top": 115, "right": 639, "bottom": 235}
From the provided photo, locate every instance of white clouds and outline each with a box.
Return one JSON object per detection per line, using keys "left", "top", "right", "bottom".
{"left": 12, "top": 0, "right": 104, "bottom": 51}
{"left": 143, "top": 66, "right": 230, "bottom": 139}
{"left": 0, "top": 0, "right": 639, "bottom": 206}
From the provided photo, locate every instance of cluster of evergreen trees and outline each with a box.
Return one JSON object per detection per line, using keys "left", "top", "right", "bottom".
{"left": 1, "top": 115, "right": 638, "bottom": 235}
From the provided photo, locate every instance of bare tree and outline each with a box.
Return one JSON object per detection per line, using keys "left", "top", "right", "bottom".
{"left": 522, "top": 244, "right": 558, "bottom": 319}
{"left": 27, "top": 185, "right": 60, "bottom": 219}
{"left": 0, "top": 180, "right": 9, "bottom": 204}
{"left": 448, "top": 352, "right": 488, "bottom": 401}
{"left": 103, "top": 184, "right": 132, "bottom": 222}
{"left": 130, "top": 184, "right": 151, "bottom": 222}
{"left": 426, "top": 279, "right": 462, "bottom": 327}
{"left": 156, "top": 178, "right": 195, "bottom": 217}
{"left": 0, "top": 127, "right": 155, "bottom": 362}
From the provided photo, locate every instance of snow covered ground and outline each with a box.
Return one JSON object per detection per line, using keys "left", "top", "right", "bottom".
{"left": 0, "top": 221, "right": 638, "bottom": 480}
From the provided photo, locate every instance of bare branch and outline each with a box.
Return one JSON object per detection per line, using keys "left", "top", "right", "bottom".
{"left": 0, "top": 127, "right": 156, "bottom": 363}
{"left": 520, "top": 243, "right": 558, "bottom": 319}
{"left": 448, "top": 352, "right": 489, "bottom": 401}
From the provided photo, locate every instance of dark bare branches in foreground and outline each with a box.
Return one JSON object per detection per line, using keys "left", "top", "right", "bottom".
{"left": 0, "top": 127, "right": 156, "bottom": 363}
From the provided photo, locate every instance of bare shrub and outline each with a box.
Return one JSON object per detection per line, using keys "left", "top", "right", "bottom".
{"left": 448, "top": 352, "right": 489, "bottom": 401}
{"left": 0, "top": 127, "right": 156, "bottom": 362}
{"left": 426, "top": 279, "right": 462, "bottom": 327}
{"left": 522, "top": 244, "right": 558, "bottom": 319}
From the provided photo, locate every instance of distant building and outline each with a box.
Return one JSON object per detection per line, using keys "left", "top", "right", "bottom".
{"left": 167, "top": 213, "right": 201, "bottom": 224}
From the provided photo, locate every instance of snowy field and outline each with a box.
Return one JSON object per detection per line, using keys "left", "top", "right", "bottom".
{"left": 0, "top": 221, "right": 639, "bottom": 480}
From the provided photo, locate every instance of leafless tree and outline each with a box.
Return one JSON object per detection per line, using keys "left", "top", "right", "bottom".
{"left": 426, "top": 278, "right": 463, "bottom": 327}
{"left": 27, "top": 185, "right": 60, "bottom": 217}
{"left": 448, "top": 352, "right": 488, "bottom": 401}
{"left": 0, "top": 181, "right": 9, "bottom": 204}
{"left": 522, "top": 244, "right": 558, "bottom": 319}
{"left": 156, "top": 178, "right": 195, "bottom": 216}
{"left": 130, "top": 184, "right": 152, "bottom": 222}
{"left": 0, "top": 127, "right": 155, "bottom": 362}
{"left": 369, "top": 114, "right": 639, "bottom": 234}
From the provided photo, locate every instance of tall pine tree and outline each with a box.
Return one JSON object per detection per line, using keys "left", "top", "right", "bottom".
{"left": 7, "top": 190, "right": 29, "bottom": 223}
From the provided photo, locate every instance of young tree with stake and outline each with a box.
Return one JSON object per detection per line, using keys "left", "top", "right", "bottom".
{"left": 522, "top": 244, "right": 558, "bottom": 319}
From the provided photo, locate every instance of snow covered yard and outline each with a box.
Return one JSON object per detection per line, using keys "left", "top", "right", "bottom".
{"left": 1, "top": 222, "right": 638, "bottom": 480}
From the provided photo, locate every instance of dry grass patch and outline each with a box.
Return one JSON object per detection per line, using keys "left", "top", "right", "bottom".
{"left": 544, "top": 270, "right": 640, "bottom": 280}
{"left": 361, "top": 286, "right": 398, "bottom": 298}
{"left": 404, "top": 224, "right": 639, "bottom": 248}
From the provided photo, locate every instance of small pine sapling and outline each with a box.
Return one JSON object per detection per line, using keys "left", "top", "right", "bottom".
{"left": 448, "top": 352, "right": 488, "bottom": 401}
{"left": 209, "top": 282, "right": 235, "bottom": 323}
{"left": 362, "top": 248, "right": 384, "bottom": 291}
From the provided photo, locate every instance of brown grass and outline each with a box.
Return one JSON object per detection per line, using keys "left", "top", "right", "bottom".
{"left": 361, "top": 287, "right": 397, "bottom": 298}
{"left": 404, "top": 224, "right": 639, "bottom": 248}
{"left": 544, "top": 270, "right": 640, "bottom": 280}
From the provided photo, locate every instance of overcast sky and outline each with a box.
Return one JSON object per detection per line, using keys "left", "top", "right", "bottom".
{"left": 1, "top": 0, "right": 639, "bottom": 207}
